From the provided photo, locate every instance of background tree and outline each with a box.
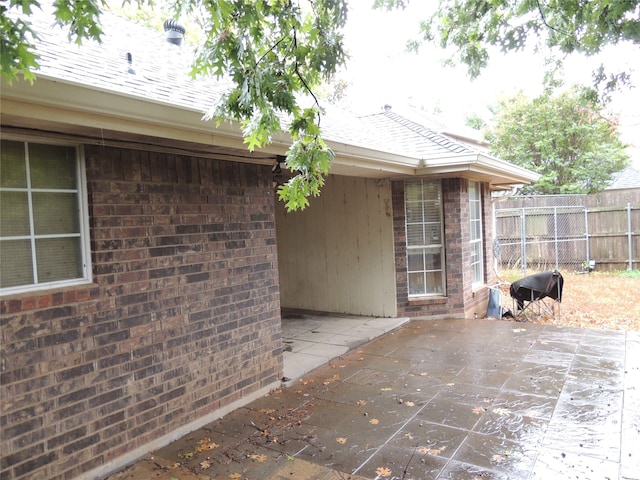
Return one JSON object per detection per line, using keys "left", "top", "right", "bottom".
{"left": 464, "top": 112, "right": 485, "bottom": 131}
{"left": 485, "top": 89, "right": 630, "bottom": 194}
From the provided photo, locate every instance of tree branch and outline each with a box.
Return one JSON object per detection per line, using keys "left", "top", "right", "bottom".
{"left": 535, "top": 0, "right": 570, "bottom": 36}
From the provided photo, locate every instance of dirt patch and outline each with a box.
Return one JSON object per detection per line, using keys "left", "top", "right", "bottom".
{"left": 496, "top": 271, "right": 640, "bottom": 331}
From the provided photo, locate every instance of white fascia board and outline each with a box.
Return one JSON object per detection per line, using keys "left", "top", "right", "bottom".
{"left": 3, "top": 76, "right": 422, "bottom": 175}
{"left": 2, "top": 76, "right": 538, "bottom": 185}
{"left": 1, "top": 76, "right": 256, "bottom": 151}
{"left": 418, "top": 153, "right": 540, "bottom": 185}
{"left": 326, "top": 141, "right": 420, "bottom": 175}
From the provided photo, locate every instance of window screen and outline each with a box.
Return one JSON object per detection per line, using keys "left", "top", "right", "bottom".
{"left": 469, "top": 181, "right": 484, "bottom": 287}
{"left": 405, "top": 180, "right": 445, "bottom": 296}
{"left": 0, "top": 139, "right": 89, "bottom": 292}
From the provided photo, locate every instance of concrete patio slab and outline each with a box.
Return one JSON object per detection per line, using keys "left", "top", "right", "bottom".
{"left": 106, "top": 318, "right": 640, "bottom": 480}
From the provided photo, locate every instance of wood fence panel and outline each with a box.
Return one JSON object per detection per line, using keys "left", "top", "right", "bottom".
{"left": 495, "top": 192, "right": 639, "bottom": 272}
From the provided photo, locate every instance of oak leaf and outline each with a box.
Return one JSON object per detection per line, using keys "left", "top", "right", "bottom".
{"left": 376, "top": 466, "right": 392, "bottom": 477}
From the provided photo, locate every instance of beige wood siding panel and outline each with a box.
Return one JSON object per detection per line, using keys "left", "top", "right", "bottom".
{"left": 276, "top": 176, "right": 396, "bottom": 317}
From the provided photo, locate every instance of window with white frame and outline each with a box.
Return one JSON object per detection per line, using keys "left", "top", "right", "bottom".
{"left": 0, "top": 138, "right": 91, "bottom": 293}
{"left": 469, "top": 181, "right": 484, "bottom": 287}
{"left": 405, "top": 180, "right": 445, "bottom": 296}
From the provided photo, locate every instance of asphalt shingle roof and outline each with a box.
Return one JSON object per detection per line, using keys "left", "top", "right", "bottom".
{"left": 15, "top": 4, "right": 487, "bottom": 164}
{"left": 608, "top": 166, "right": 640, "bottom": 190}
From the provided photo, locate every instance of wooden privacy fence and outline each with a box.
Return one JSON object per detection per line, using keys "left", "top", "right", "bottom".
{"left": 494, "top": 202, "right": 639, "bottom": 273}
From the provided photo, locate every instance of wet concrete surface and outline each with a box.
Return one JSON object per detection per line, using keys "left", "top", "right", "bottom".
{"left": 107, "top": 318, "right": 640, "bottom": 479}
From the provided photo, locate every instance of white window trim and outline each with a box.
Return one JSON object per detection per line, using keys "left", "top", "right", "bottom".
{"left": 0, "top": 135, "right": 92, "bottom": 295}
{"left": 405, "top": 180, "right": 446, "bottom": 298}
{"left": 470, "top": 181, "right": 484, "bottom": 288}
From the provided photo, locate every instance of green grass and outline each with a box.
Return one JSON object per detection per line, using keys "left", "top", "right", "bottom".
{"left": 610, "top": 269, "right": 640, "bottom": 279}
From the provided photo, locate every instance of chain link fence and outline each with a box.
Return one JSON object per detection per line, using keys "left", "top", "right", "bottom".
{"left": 494, "top": 199, "right": 639, "bottom": 275}
{"left": 494, "top": 206, "right": 589, "bottom": 274}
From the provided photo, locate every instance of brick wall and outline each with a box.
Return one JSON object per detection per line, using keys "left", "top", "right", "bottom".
{"left": 392, "top": 178, "right": 490, "bottom": 318}
{"left": 0, "top": 145, "right": 283, "bottom": 480}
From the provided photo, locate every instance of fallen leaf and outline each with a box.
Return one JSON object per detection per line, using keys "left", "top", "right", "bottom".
{"left": 492, "top": 454, "right": 504, "bottom": 464}
{"left": 170, "top": 462, "right": 181, "bottom": 469}
{"left": 405, "top": 401, "right": 415, "bottom": 407}
{"left": 179, "top": 451, "right": 194, "bottom": 459}
{"left": 446, "top": 383, "right": 455, "bottom": 387}
{"left": 356, "top": 399, "right": 367, "bottom": 406}
{"left": 369, "top": 418, "right": 379, "bottom": 425}
{"left": 258, "top": 408, "right": 276, "bottom": 415}
{"left": 196, "top": 438, "right": 220, "bottom": 452}
{"left": 229, "top": 474, "right": 242, "bottom": 479}
{"left": 472, "top": 406, "right": 486, "bottom": 414}
{"left": 380, "top": 387, "right": 392, "bottom": 391}
{"left": 200, "top": 460, "right": 211, "bottom": 469}
{"left": 419, "top": 372, "right": 428, "bottom": 376}
{"left": 418, "top": 446, "right": 442, "bottom": 455}
{"left": 248, "top": 454, "right": 267, "bottom": 463}
{"left": 323, "top": 374, "right": 340, "bottom": 385}
{"left": 376, "top": 466, "right": 392, "bottom": 477}
{"left": 336, "top": 437, "right": 347, "bottom": 444}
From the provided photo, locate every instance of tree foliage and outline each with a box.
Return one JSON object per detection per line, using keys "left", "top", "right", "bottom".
{"left": 485, "top": 89, "right": 630, "bottom": 194}
{"left": 403, "top": 0, "right": 640, "bottom": 100}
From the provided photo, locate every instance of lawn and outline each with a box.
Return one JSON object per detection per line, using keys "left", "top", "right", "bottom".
{"left": 495, "top": 270, "right": 640, "bottom": 331}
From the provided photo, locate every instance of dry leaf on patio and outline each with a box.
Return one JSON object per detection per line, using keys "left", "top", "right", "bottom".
{"left": 196, "top": 438, "right": 220, "bottom": 452}
{"left": 418, "top": 446, "right": 443, "bottom": 455}
{"left": 248, "top": 454, "right": 267, "bottom": 463}
{"left": 369, "top": 418, "right": 379, "bottom": 425}
{"left": 472, "top": 406, "right": 486, "bottom": 414}
{"left": 200, "top": 460, "right": 211, "bottom": 469}
{"left": 229, "top": 474, "right": 242, "bottom": 479}
{"left": 323, "top": 374, "right": 340, "bottom": 385}
{"left": 356, "top": 399, "right": 367, "bottom": 406}
{"left": 492, "top": 454, "right": 505, "bottom": 464}
{"left": 376, "top": 466, "right": 392, "bottom": 477}
{"left": 380, "top": 387, "right": 392, "bottom": 391}
{"left": 405, "top": 401, "right": 415, "bottom": 407}
{"left": 336, "top": 437, "right": 347, "bottom": 444}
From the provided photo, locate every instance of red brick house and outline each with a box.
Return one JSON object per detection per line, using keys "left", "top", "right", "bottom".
{"left": 0, "top": 8, "right": 538, "bottom": 480}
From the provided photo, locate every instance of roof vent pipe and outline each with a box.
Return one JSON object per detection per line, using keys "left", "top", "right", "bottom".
{"left": 164, "top": 19, "right": 186, "bottom": 46}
